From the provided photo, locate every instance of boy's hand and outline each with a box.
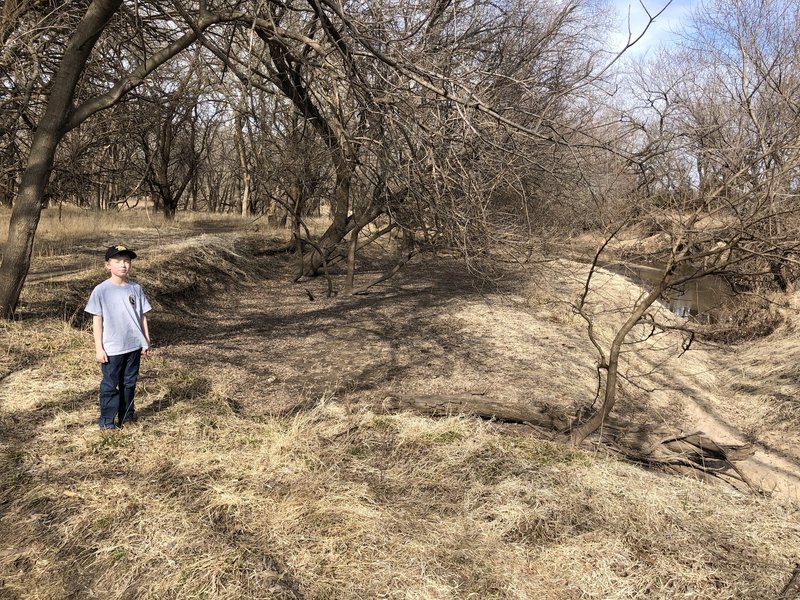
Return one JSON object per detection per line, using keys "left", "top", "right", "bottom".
{"left": 142, "top": 347, "right": 150, "bottom": 358}
{"left": 96, "top": 350, "right": 108, "bottom": 363}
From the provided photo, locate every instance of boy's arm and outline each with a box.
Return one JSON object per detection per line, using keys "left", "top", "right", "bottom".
{"left": 141, "top": 314, "right": 150, "bottom": 355}
{"left": 92, "top": 315, "right": 108, "bottom": 363}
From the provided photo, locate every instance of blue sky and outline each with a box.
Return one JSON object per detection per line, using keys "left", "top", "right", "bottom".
{"left": 607, "top": 0, "right": 698, "bottom": 56}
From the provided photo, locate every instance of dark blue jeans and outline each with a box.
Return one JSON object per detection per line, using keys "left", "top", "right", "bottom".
{"left": 98, "top": 349, "right": 141, "bottom": 429}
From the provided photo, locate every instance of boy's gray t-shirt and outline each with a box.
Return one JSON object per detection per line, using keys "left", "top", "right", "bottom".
{"left": 85, "top": 279, "right": 152, "bottom": 356}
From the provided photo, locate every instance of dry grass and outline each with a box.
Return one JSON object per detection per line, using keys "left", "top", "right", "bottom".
{"left": 719, "top": 292, "right": 800, "bottom": 465}
{"left": 0, "top": 206, "right": 333, "bottom": 253}
{"left": 1, "top": 221, "right": 800, "bottom": 599}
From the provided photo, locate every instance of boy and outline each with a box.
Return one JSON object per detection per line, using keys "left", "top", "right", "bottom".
{"left": 85, "top": 245, "right": 152, "bottom": 431}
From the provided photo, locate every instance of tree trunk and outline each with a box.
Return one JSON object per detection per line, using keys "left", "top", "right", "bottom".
{"left": 235, "top": 109, "right": 250, "bottom": 218}
{"left": 0, "top": 173, "right": 11, "bottom": 207}
{"left": 299, "top": 156, "right": 352, "bottom": 276}
{"left": 569, "top": 284, "right": 666, "bottom": 445}
{"left": 0, "top": 0, "right": 122, "bottom": 318}
{"left": 344, "top": 227, "right": 359, "bottom": 292}
{"left": 769, "top": 253, "right": 796, "bottom": 293}
{"left": 163, "top": 201, "right": 176, "bottom": 220}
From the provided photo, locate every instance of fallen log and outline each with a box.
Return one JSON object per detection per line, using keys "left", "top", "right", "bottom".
{"left": 379, "top": 393, "right": 757, "bottom": 491}
{"left": 380, "top": 394, "right": 569, "bottom": 431}
{"left": 661, "top": 433, "right": 755, "bottom": 462}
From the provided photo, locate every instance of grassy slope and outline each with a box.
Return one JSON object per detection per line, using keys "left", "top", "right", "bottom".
{"left": 1, "top": 213, "right": 799, "bottom": 599}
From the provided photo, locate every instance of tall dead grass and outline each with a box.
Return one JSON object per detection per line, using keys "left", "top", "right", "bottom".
{"left": 720, "top": 290, "right": 800, "bottom": 460}
{"left": 1, "top": 230, "right": 799, "bottom": 599}
{"left": 0, "top": 206, "right": 264, "bottom": 260}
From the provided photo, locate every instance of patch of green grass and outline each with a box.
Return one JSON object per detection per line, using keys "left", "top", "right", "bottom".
{"left": 93, "top": 515, "right": 114, "bottom": 531}
{"left": 429, "top": 429, "right": 466, "bottom": 445}
{"left": 89, "top": 432, "right": 133, "bottom": 453}
{"left": 347, "top": 443, "right": 370, "bottom": 458}
{"left": 111, "top": 547, "right": 126, "bottom": 562}
{"left": 238, "top": 435, "right": 262, "bottom": 448}
{"left": 162, "top": 371, "right": 212, "bottom": 403}
{"left": 500, "top": 435, "right": 592, "bottom": 466}
{"left": 365, "top": 416, "right": 396, "bottom": 431}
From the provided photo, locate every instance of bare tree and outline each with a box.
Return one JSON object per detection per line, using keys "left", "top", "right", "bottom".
{"left": 0, "top": 1, "right": 242, "bottom": 316}
{"left": 0, "top": 0, "right": 124, "bottom": 317}
{"left": 569, "top": 0, "right": 800, "bottom": 444}
{"left": 0, "top": 0, "right": 648, "bottom": 312}
{"left": 133, "top": 54, "right": 213, "bottom": 219}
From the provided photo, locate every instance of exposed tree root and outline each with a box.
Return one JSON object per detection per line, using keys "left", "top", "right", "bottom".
{"left": 780, "top": 564, "right": 800, "bottom": 600}
{"left": 380, "top": 394, "right": 757, "bottom": 492}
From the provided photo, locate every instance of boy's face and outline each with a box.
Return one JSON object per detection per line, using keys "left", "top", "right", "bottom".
{"left": 106, "top": 256, "right": 132, "bottom": 279}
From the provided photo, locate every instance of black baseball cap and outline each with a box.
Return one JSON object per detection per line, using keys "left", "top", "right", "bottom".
{"left": 104, "top": 245, "right": 137, "bottom": 260}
